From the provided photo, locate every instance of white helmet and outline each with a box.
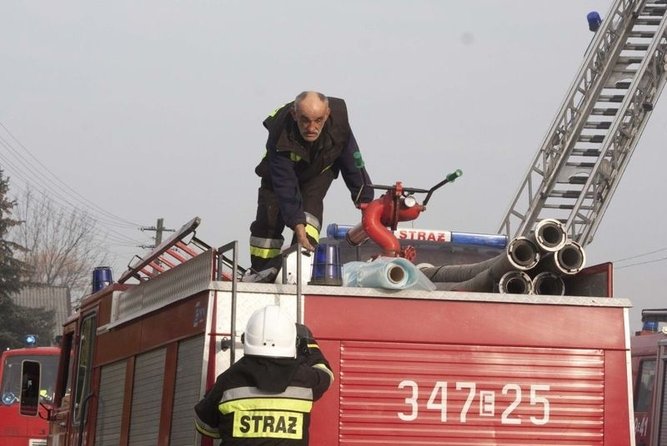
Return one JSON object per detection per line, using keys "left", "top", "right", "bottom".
{"left": 243, "top": 305, "right": 297, "bottom": 358}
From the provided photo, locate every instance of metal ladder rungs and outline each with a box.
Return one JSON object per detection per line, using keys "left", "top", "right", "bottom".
{"left": 612, "top": 80, "right": 632, "bottom": 88}
{"left": 598, "top": 94, "right": 627, "bottom": 102}
{"left": 583, "top": 121, "right": 612, "bottom": 130}
{"left": 611, "top": 68, "right": 639, "bottom": 76}
{"left": 623, "top": 43, "right": 650, "bottom": 51}
{"left": 550, "top": 189, "right": 595, "bottom": 199}
{"left": 565, "top": 161, "right": 595, "bottom": 168}
{"left": 628, "top": 30, "right": 658, "bottom": 38}
{"left": 563, "top": 176, "right": 589, "bottom": 185}
{"left": 578, "top": 134, "right": 606, "bottom": 143}
{"left": 542, "top": 203, "right": 594, "bottom": 211}
{"left": 635, "top": 17, "right": 664, "bottom": 24}
{"left": 617, "top": 56, "right": 646, "bottom": 65}
{"left": 644, "top": 8, "right": 667, "bottom": 15}
{"left": 591, "top": 108, "right": 619, "bottom": 116}
{"left": 571, "top": 148, "right": 602, "bottom": 156}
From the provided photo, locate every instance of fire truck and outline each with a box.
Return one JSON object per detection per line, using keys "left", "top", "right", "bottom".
{"left": 1, "top": 344, "right": 59, "bottom": 446}
{"left": 18, "top": 0, "right": 667, "bottom": 444}
{"left": 630, "top": 309, "right": 667, "bottom": 446}
{"left": 19, "top": 214, "right": 630, "bottom": 446}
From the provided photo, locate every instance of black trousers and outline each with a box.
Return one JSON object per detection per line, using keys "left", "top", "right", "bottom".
{"left": 249, "top": 169, "right": 336, "bottom": 272}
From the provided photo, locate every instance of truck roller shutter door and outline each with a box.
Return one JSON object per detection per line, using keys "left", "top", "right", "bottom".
{"left": 95, "top": 360, "right": 127, "bottom": 446}
{"left": 128, "top": 347, "right": 166, "bottom": 446}
{"left": 170, "top": 335, "right": 205, "bottom": 446}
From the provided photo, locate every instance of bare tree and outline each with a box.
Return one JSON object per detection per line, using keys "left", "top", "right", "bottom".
{"left": 10, "top": 188, "right": 109, "bottom": 300}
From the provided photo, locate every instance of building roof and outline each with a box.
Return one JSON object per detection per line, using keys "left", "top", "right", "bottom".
{"left": 11, "top": 285, "right": 72, "bottom": 342}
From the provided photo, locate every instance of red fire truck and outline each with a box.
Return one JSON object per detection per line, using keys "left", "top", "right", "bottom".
{"left": 630, "top": 309, "right": 667, "bottom": 446}
{"left": 1, "top": 344, "right": 59, "bottom": 446}
{"left": 24, "top": 214, "right": 635, "bottom": 446}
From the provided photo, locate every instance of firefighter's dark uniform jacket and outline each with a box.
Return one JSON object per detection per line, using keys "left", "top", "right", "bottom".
{"left": 254, "top": 97, "right": 373, "bottom": 229}
{"left": 194, "top": 338, "right": 334, "bottom": 445}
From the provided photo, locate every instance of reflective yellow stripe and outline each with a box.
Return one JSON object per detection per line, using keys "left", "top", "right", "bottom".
{"left": 233, "top": 410, "right": 303, "bottom": 439}
{"left": 290, "top": 152, "right": 302, "bottom": 162}
{"left": 304, "top": 212, "right": 321, "bottom": 231}
{"left": 250, "top": 246, "right": 281, "bottom": 260}
{"left": 320, "top": 164, "right": 332, "bottom": 173}
{"left": 250, "top": 236, "right": 283, "bottom": 249}
{"left": 219, "top": 397, "right": 313, "bottom": 414}
{"left": 305, "top": 224, "right": 319, "bottom": 241}
{"left": 267, "top": 103, "right": 288, "bottom": 118}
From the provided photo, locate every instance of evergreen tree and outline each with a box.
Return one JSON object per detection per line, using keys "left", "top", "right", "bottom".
{"left": 0, "top": 169, "right": 55, "bottom": 349}
{"left": 0, "top": 168, "right": 24, "bottom": 297}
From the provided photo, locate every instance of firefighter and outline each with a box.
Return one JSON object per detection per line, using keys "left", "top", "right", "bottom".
{"left": 245, "top": 91, "right": 374, "bottom": 282}
{"left": 194, "top": 305, "right": 334, "bottom": 445}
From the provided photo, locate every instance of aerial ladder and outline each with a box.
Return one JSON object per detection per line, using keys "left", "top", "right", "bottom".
{"left": 499, "top": 0, "right": 667, "bottom": 246}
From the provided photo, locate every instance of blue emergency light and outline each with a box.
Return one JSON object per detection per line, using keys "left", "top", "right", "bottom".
{"left": 642, "top": 320, "right": 659, "bottom": 332}
{"left": 24, "top": 334, "right": 37, "bottom": 346}
{"left": 587, "top": 11, "right": 602, "bottom": 32}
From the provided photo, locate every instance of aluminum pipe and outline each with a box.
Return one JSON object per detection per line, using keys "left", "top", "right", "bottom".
{"left": 532, "top": 271, "right": 565, "bottom": 296}
{"left": 535, "top": 240, "right": 586, "bottom": 275}
{"left": 499, "top": 236, "right": 541, "bottom": 271}
{"left": 555, "top": 240, "right": 586, "bottom": 275}
{"left": 530, "top": 218, "right": 567, "bottom": 253}
{"left": 497, "top": 271, "right": 533, "bottom": 294}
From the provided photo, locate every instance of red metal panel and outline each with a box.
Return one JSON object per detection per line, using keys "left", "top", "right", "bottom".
{"left": 138, "top": 291, "right": 209, "bottom": 352}
{"left": 304, "top": 294, "right": 631, "bottom": 445}
{"left": 310, "top": 339, "right": 341, "bottom": 444}
{"left": 337, "top": 341, "right": 604, "bottom": 445}
{"left": 603, "top": 350, "right": 633, "bottom": 445}
{"left": 95, "top": 292, "right": 209, "bottom": 366}
{"left": 305, "top": 295, "right": 626, "bottom": 350}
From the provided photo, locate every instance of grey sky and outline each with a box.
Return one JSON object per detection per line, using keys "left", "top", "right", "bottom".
{"left": 2, "top": 1, "right": 664, "bottom": 330}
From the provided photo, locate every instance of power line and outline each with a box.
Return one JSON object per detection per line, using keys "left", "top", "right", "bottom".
{"left": 611, "top": 244, "right": 667, "bottom": 270}
{"left": 0, "top": 141, "right": 139, "bottom": 238}
{"left": 0, "top": 122, "right": 151, "bottom": 255}
{"left": 0, "top": 121, "right": 141, "bottom": 228}
{"left": 615, "top": 255, "right": 667, "bottom": 270}
{"left": 1, "top": 170, "right": 144, "bottom": 247}
{"left": 612, "top": 246, "right": 667, "bottom": 264}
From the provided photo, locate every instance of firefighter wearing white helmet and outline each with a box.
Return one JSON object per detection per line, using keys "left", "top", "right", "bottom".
{"left": 243, "top": 304, "right": 297, "bottom": 358}
{"left": 194, "top": 305, "right": 334, "bottom": 445}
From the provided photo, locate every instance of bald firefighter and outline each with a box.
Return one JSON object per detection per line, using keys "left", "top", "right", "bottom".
{"left": 246, "top": 91, "right": 373, "bottom": 282}
{"left": 194, "top": 305, "right": 334, "bottom": 444}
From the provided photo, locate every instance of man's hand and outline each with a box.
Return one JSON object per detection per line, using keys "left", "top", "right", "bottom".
{"left": 294, "top": 224, "right": 315, "bottom": 252}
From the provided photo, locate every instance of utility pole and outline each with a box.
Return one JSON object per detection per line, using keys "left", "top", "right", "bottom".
{"left": 140, "top": 218, "right": 175, "bottom": 249}
{"left": 155, "top": 218, "right": 165, "bottom": 245}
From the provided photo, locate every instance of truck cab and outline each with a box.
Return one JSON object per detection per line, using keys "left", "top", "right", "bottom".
{"left": 0, "top": 345, "right": 60, "bottom": 446}
{"left": 631, "top": 309, "right": 667, "bottom": 446}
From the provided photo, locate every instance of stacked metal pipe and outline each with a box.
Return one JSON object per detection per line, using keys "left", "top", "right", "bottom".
{"left": 420, "top": 219, "right": 586, "bottom": 295}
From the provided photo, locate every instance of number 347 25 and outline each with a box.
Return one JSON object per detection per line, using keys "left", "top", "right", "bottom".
{"left": 398, "top": 380, "right": 551, "bottom": 426}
